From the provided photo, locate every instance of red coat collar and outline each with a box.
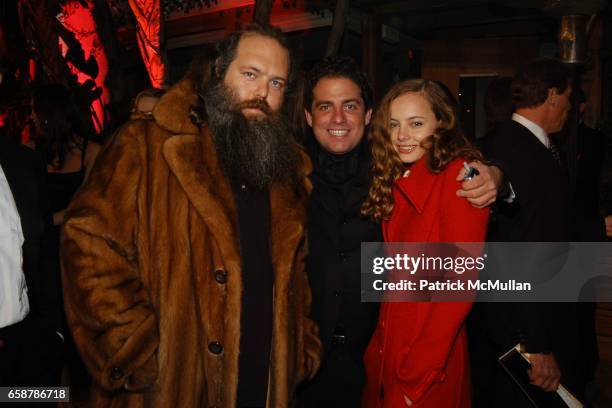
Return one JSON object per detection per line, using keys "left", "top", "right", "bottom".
{"left": 393, "top": 157, "right": 438, "bottom": 214}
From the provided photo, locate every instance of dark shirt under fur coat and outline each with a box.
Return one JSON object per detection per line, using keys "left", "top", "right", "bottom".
{"left": 60, "top": 79, "right": 322, "bottom": 407}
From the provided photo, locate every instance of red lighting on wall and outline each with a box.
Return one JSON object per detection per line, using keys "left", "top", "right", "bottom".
{"left": 58, "top": 0, "right": 109, "bottom": 133}
{"left": 129, "top": 0, "right": 165, "bottom": 88}
{"left": 28, "top": 58, "right": 36, "bottom": 81}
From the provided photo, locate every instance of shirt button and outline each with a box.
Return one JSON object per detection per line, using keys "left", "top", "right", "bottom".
{"left": 334, "top": 290, "right": 341, "bottom": 297}
{"left": 208, "top": 341, "right": 223, "bottom": 355}
{"left": 240, "top": 184, "right": 247, "bottom": 190}
{"left": 214, "top": 269, "right": 227, "bottom": 284}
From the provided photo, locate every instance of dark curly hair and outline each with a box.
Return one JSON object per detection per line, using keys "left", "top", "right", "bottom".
{"left": 304, "top": 56, "right": 373, "bottom": 112}
{"left": 361, "top": 79, "right": 484, "bottom": 223}
{"left": 32, "top": 83, "right": 85, "bottom": 169}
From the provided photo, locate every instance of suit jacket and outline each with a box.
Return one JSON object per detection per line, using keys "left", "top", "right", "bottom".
{"left": 483, "top": 120, "right": 571, "bottom": 243}
{"left": 61, "top": 79, "right": 322, "bottom": 407}
{"left": 474, "top": 119, "right": 580, "bottom": 394}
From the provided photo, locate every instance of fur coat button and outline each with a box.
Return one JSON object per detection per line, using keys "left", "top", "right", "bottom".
{"left": 214, "top": 269, "right": 227, "bottom": 284}
{"left": 110, "top": 366, "right": 124, "bottom": 381}
{"left": 208, "top": 341, "right": 223, "bottom": 355}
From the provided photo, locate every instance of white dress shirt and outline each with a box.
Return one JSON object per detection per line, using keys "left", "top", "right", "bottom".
{"left": 0, "top": 163, "right": 29, "bottom": 328}
{"left": 512, "top": 113, "right": 551, "bottom": 148}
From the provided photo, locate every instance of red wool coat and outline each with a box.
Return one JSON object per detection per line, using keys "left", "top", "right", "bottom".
{"left": 363, "top": 158, "right": 489, "bottom": 408}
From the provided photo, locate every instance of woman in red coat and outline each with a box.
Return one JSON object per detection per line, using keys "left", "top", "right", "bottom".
{"left": 361, "top": 79, "right": 489, "bottom": 407}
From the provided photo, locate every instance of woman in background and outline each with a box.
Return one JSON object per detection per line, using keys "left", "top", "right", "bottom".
{"left": 361, "top": 79, "right": 489, "bottom": 407}
{"left": 31, "top": 83, "right": 100, "bottom": 391}
{"left": 32, "top": 84, "right": 100, "bottom": 226}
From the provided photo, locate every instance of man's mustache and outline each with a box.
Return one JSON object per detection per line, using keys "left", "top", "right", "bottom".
{"left": 235, "top": 98, "right": 272, "bottom": 115}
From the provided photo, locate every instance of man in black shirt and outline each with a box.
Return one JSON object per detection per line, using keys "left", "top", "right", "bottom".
{"left": 298, "top": 57, "right": 504, "bottom": 407}
{"left": 298, "top": 58, "right": 379, "bottom": 407}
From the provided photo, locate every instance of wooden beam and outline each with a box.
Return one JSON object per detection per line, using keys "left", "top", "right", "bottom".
{"left": 325, "top": 0, "right": 350, "bottom": 57}
{"left": 386, "top": 6, "right": 545, "bottom": 34}
{"left": 370, "top": 0, "right": 487, "bottom": 16}
{"left": 253, "top": 0, "right": 274, "bottom": 25}
{"left": 419, "top": 19, "right": 556, "bottom": 41}
{"left": 362, "top": 13, "right": 381, "bottom": 102}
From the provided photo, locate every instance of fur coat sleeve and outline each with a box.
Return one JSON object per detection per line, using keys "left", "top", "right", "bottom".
{"left": 61, "top": 121, "right": 159, "bottom": 392}
{"left": 295, "top": 236, "right": 322, "bottom": 384}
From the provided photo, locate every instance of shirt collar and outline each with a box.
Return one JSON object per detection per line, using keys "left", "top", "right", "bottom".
{"left": 512, "top": 113, "right": 550, "bottom": 148}
{"left": 0, "top": 163, "right": 23, "bottom": 238}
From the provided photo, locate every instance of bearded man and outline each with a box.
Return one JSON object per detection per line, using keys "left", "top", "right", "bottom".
{"left": 61, "top": 24, "right": 321, "bottom": 407}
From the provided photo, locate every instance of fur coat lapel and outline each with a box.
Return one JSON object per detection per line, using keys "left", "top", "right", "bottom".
{"left": 158, "top": 80, "right": 242, "bottom": 277}
{"left": 157, "top": 79, "right": 312, "bottom": 278}
{"left": 158, "top": 79, "right": 313, "bottom": 280}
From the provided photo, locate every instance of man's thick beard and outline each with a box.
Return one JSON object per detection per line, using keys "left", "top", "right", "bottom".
{"left": 203, "top": 80, "right": 300, "bottom": 191}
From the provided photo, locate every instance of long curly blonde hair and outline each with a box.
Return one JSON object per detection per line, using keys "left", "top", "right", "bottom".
{"left": 361, "top": 79, "right": 484, "bottom": 223}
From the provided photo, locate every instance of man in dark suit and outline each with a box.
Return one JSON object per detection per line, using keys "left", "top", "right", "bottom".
{"left": 470, "top": 58, "right": 582, "bottom": 407}
{"left": 0, "top": 136, "right": 62, "bottom": 386}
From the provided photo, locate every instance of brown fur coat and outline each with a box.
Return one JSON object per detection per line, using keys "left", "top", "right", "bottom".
{"left": 61, "top": 80, "right": 322, "bottom": 407}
